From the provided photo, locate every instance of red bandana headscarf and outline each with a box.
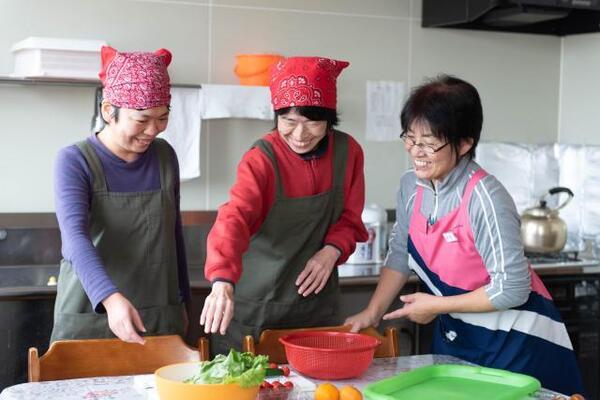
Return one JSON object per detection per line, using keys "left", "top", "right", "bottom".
{"left": 99, "top": 46, "right": 172, "bottom": 109}
{"left": 269, "top": 56, "right": 349, "bottom": 111}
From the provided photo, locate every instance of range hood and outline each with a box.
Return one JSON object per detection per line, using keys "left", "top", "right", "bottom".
{"left": 422, "top": 0, "right": 600, "bottom": 36}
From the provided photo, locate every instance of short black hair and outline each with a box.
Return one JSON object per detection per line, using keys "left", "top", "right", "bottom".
{"left": 400, "top": 74, "right": 483, "bottom": 160}
{"left": 274, "top": 106, "right": 339, "bottom": 131}
{"left": 92, "top": 103, "right": 120, "bottom": 132}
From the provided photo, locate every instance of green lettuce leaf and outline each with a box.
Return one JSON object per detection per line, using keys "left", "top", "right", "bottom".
{"left": 184, "top": 349, "right": 268, "bottom": 388}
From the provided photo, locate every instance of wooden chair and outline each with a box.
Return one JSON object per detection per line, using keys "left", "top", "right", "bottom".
{"left": 28, "top": 335, "right": 210, "bottom": 382}
{"left": 243, "top": 325, "right": 399, "bottom": 364}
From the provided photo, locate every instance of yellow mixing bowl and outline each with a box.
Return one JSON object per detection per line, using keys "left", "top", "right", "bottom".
{"left": 155, "top": 362, "right": 260, "bottom": 400}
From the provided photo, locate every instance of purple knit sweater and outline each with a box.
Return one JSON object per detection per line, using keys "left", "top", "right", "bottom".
{"left": 54, "top": 134, "right": 190, "bottom": 312}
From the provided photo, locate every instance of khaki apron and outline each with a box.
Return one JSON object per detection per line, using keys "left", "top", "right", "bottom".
{"left": 211, "top": 131, "right": 348, "bottom": 355}
{"left": 50, "top": 138, "right": 184, "bottom": 342}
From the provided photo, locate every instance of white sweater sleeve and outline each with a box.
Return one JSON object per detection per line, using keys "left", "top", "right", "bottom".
{"left": 469, "top": 175, "right": 531, "bottom": 310}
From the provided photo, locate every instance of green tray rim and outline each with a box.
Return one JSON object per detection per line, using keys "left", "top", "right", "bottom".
{"left": 363, "top": 364, "right": 541, "bottom": 400}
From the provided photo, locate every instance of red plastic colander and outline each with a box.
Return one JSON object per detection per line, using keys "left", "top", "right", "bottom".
{"left": 278, "top": 331, "right": 380, "bottom": 379}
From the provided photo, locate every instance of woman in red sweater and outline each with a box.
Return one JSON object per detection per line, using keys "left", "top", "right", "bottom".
{"left": 201, "top": 56, "right": 369, "bottom": 355}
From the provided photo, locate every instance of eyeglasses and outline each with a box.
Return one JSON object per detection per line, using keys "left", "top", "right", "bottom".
{"left": 399, "top": 132, "right": 450, "bottom": 154}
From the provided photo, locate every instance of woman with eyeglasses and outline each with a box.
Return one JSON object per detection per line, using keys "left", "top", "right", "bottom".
{"left": 345, "top": 75, "right": 584, "bottom": 396}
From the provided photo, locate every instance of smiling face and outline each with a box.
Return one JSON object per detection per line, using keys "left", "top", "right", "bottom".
{"left": 276, "top": 110, "right": 328, "bottom": 154}
{"left": 100, "top": 103, "right": 169, "bottom": 161}
{"left": 405, "top": 120, "right": 473, "bottom": 184}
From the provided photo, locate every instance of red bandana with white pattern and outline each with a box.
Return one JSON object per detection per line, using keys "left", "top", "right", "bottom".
{"left": 99, "top": 46, "right": 172, "bottom": 109}
{"left": 269, "top": 56, "right": 349, "bottom": 111}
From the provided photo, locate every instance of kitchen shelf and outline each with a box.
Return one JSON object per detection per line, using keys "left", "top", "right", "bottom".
{"left": 0, "top": 75, "right": 202, "bottom": 89}
{"left": 1, "top": 75, "right": 272, "bottom": 120}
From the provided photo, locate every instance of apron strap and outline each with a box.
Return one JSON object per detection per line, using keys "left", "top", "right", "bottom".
{"left": 410, "top": 184, "right": 429, "bottom": 233}
{"left": 330, "top": 130, "right": 348, "bottom": 223}
{"left": 76, "top": 140, "right": 107, "bottom": 193}
{"left": 153, "top": 138, "right": 174, "bottom": 191}
{"left": 252, "top": 131, "right": 348, "bottom": 201}
{"left": 252, "top": 139, "right": 284, "bottom": 198}
{"left": 460, "top": 168, "right": 488, "bottom": 207}
{"left": 331, "top": 131, "right": 348, "bottom": 190}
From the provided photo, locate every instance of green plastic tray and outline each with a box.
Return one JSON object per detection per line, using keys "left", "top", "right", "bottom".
{"left": 363, "top": 364, "right": 541, "bottom": 400}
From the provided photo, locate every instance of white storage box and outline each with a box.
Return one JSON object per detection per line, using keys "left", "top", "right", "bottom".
{"left": 11, "top": 37, "right": 107, "bottom": 80}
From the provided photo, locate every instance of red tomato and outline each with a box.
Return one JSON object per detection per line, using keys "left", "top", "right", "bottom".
{"left": 272, "top": 380, "right": 283, "bottom": 389}
{"left": 283, "top": 381, "right": 294, "bottom": 389}
{"left": 260, "top": 380, "right": 272, "bottom": 389}
{"left": 269, "top": 363, "right": 278, "bottom": 369}
{"left": 281, "top": 366, "right": 290, "bottom": 377}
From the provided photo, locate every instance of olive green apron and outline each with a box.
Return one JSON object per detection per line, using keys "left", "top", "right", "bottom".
{"left": 211, "top": 131, "right": 348, "bottom": 355}
{"left": 50, "top": 138, "right": 184, "bottom": 342}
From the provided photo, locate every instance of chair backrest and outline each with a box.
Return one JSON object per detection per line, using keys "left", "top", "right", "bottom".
{"left": 28, "top": 335, "right": 210, "bottom": 382}
{"left": 243, "top": 325, "right": 399, "bottom": 364}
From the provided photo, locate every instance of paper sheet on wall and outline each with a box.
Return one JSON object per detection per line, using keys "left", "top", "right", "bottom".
{"left": 366, "top": 81, "right": 406, "bottom": 141}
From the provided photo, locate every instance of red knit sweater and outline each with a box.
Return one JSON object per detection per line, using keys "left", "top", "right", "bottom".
{"left": 205, "top": 130, "right": 369, "bottom": 283}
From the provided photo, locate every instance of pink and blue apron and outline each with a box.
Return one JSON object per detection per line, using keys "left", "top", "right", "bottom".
{"left": 407, "top": 168, "right": 585, "bottom": 396}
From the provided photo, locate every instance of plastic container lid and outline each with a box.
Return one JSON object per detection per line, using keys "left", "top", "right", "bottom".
{"left": 11, "top": 37, "right": 107, "bottom": 52}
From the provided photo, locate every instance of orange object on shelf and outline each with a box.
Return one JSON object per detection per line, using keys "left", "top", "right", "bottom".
{"left": 234, "top": 53, "right": 283, "bottom": 86}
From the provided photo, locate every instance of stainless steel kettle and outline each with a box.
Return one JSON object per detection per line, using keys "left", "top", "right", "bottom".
{"left": 520, "top": 187, "right": 574, "bottom": 254}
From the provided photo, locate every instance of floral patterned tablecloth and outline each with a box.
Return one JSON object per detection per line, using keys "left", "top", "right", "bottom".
{"left": 0, "top": 354, "right": 564, "bottom": 400}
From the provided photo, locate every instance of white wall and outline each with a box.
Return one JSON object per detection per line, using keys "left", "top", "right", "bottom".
{"left": 560, "top": 34, "right": 600, "bottom": 145}
{"left": 0, "top": 0, "right": 561, "bottom": 212}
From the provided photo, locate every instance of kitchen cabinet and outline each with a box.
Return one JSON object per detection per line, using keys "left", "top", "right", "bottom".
{"left": 0, "top": 294, "right": 55, "bottom": 390}
{"left": 546, "top": 274, "right": 600, "bottom": 400}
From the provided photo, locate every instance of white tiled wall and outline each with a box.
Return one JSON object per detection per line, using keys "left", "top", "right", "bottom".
{"left": 0, "top": 0, "right": 563, "bottom": 212}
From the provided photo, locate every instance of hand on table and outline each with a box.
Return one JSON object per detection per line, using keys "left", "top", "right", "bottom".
{"left": 383, "top": 292, "right": 439, "bottom": 324}
{"left": 296, "top": 245, "right": 341, "bottom": 297}
{"left": 102, "top": 292, "right": 146, "bottom": 344}
{"left": 344, "top": 308, "right": 379, "bottom": 333}
{"left": 200, "top": 281, "right": 234, "bottom": 334}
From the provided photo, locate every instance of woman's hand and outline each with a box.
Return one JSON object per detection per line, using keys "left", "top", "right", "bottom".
{"left": 102, "top": 292, "right": 146, "bottom": 344}
{"left": 383, "top": 292, "right": 439, "bottom": 325}
{"left": 200, "top": 281, "right": 234, "bottom": 335}
{"left": 344, "top": 308, "right": 379, "bottom": 333}
{"left": 296, "top": 245, "right": 341, "bottom": 297}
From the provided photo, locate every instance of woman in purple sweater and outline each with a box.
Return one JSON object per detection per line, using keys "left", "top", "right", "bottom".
{"left": 51, "top": 46, "right": 190, "bottom": 344}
